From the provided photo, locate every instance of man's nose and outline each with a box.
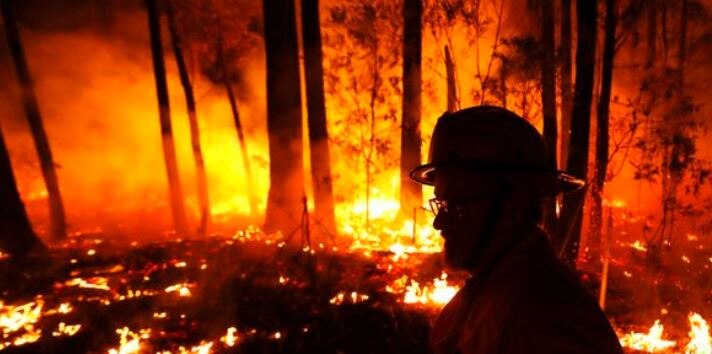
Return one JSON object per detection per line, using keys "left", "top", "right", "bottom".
{"left": 433, "top": 211, "right": 445, "bottom": 231}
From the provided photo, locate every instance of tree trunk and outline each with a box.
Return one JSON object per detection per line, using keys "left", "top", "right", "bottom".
{"left": 660, "top": 0, "right": 687, "bottom": 247}
{"left": 217, "top": 39, "right": 259, "bottom": 218}
{"left": 225, "top": 78, "right": 258, "bottom": 218}
{"left": 263, "top": 0, "right": 305, "bottom": 234}
{"left": 444, "top": 46, "right": 458, "bottom": 112}
{"left": 400, "top": 0, "right": 423, "bottom": 217}
{"left": 166, "top": 3, "right": 210, "bottom": 237}
{"left": 0, "top": 127, "right": 45, "bottom": 255}
{"left": 1, "top": 0, "right": 67, "bottom": 241}
{"left": 590, "top": 0, "right": 617, "bottom": 263}
{"left": 145, "top": 0, "right": 189, "bottom": 237}
{"left": 554, "top": 0, "right": 597, "bottom": 267}
{"left": 559, "top": 0, "right": 573, "bottom": 167}
{"left": 301, "top": 0, "right": 337, "bottom": 237}
{"left": 540, "top": 0, "right": 558, "bottom": 236}
{"left": 645, "top": 0, "right": 657, "bottom": 69}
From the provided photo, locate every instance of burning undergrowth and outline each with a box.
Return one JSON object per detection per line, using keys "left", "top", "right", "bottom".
{"left": 0, "top": 226, "right": 710, "bottom": 353}
{"left": 0, "top": 230, "right": 449, "bottom": 353}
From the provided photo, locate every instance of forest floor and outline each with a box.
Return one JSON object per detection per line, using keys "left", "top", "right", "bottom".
{"left": 0, "top": 229, "right": 709, "bottom": 353}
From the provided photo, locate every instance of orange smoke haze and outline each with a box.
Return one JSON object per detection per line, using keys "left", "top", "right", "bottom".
{"left": 0, "top": 9, "right": 269, "bottom": 236}
{"left": 0, "top": 0, "right": 710, "bottom": 242}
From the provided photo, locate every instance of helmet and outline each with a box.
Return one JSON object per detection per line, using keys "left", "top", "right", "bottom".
{"left": 409, "top": 106, "right": 584, "bottom": 196}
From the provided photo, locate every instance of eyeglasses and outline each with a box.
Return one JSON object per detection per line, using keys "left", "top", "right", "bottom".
{"left": 428, "top": 194, "right": 494, "bottom": 216}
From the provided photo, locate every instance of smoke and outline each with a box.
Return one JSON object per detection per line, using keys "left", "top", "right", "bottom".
{"left": 0, "top": 0, "right": 269, "bottom": 238}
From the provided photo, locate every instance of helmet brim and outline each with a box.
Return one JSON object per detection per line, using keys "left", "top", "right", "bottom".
{"left": 409, "top": 163, "right": 586, "bottom": 195}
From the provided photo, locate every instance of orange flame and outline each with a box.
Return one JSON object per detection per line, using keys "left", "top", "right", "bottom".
{"left": 619, "top": 320, "right": 677, "bottom": 352}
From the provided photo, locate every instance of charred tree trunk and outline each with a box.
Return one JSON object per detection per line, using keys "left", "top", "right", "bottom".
{"left": 540, "top": 0, "right": 558, "bottom": 236}
{"left": 217, "top": 38, "right": 258, "bottom": 218}
{"left": 660, "top": 0, "right": 687, "bottom": 247}
{"left": 590, "top": 0, "right": 618, "bottom": 263}
{"left": 145, "top": 0, "right": 189, "bottom": 236}
{"left": 445, "top": 46, "right": 458, "bottom": 112}
{"left": 166, "top": 3, "right": 210, "bottom": 237}
{"left": 0, "top": 127, "right": 45, "bottom": 255}
{"left": 645, "top": 0, "right": 657, "bottom": 69}
{"left": 263, "top": 0, "right": 305, "bottom": 234}
{"left": 554, "top": 0, "right": 597, "bottom": 267}
{"left": 1, "top": 0, "right": 67, "bottom": 241}
{"left": 301, "top": 0, "right": 337, "bottom": 237}
{"left": 400, "top": 0, "right": 423, "bottom": 217}
{"left": 559, "top": 0, "right": 573, "bottom": 167}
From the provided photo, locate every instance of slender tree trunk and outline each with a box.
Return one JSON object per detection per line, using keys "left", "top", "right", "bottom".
{"left": 591, "top": 0, "right": 617, "bottom": 263}
{"left": 263, "top": 0, "right": 305, "bottom": 234}
{"left": 645, "top": 0, "right": 657, "bottom": 69}
{"left": 661, "top": 0, "right": 687, "bottom": 247}
{"left": 400, "top": 0, "right": 423, "bottom": 217}
{"left": 498, "top": 58, "right": 508, "bottom": 107}
{"left": 540, "top": 0, "right": 558, "bottom": 236}
{"left": 166, "top": 3, "right": 210, "bottom": 237}
{"left": 301, "top": 0, "right": 337, "bottom": 237}
{"left": 0, "top": 127, "right": 45, "bottom": 255}
{"left": 445, "top": 46, "right": 458, "bottom": 112}
{"left": 1, "top": 0, "right": 67, "bottom": 241}
{"left": 554, "top": 0, "right": 597, "bottom": 267}
{"left": 225, "top": 76, "right": 258, "bottom": 217}
{"left": 145, "top": 0, "right": 189, "bottom": 236}
{"left": 559, "top": 0, "right": 573, "bottom": 167}
{"left": 216, "top": 39, "right": 258, "bottom": 218}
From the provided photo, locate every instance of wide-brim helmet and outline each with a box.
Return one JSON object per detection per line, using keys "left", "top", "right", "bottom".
{"left": 409, "top": 106, "right": 584, "bottom": 196}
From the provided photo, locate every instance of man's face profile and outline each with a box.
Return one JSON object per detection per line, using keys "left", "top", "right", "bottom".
{"left": 432, "top": 168, "right": 500, "bottom": 271}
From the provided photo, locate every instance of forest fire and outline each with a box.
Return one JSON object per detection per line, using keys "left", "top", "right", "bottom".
{"left": 0, "top": 0, "right": 711, "bottom": 352}
{"left": 618, "top": 314, "right": 712, "bottom": 354}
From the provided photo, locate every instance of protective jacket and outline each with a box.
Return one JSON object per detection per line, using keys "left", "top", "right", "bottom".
{"left": 431, "top": 229, "right": 624, "bottom": 354}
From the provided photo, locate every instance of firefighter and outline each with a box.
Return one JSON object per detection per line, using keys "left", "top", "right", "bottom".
{"left": 410, "top": 106, "right": 624, "bottom": 354}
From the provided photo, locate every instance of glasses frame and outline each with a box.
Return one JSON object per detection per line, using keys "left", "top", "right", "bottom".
{"left": 428, "top": 194, "right": 494, "bottom": 217}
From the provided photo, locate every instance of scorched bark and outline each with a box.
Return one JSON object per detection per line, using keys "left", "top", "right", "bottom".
{"left": 1, "top": 0, "right": 67, "bottom": 241}
{"left": 263, "top": 0, "right": 306, "bottom": 234}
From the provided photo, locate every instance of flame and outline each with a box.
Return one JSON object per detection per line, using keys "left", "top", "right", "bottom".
{"left": 107, "top": 327, "right": 149, "bottom": 354}
{"left": 389, "top": 272, "right": 459, "bottom": 306}
{"left": 631, "top": 240, "right": 648, "bottom": 252}
{"left": 619, "top": 320, "right": 677, "bottom": 352}
{"left": 0, "top": 298, "right": 44, "bottom": 350}
{"left": 604, "top": 198, "right": 627, "bottom": 208}
{"left": 220, "top": 327, "right": 238, "bottom": 347}
{"left": 329, "top": 291, "right": 370, "bottom": 305}
{"left": 64, "top": 277, "right": 111, "bottom": 291}
{"left": 0, "top": 299, "right": 44, "bottom": 335}
{"left": 686, "top": 313, "right": 711, "bottom": 354}
{"left": 164, "top": 283, "right": 193, "bottom": 297}
{"left": 52, "top": 322, "right": 81, "bottom": 337}
{"left": 176, "top": 341, "right": 213, "bottom": 354}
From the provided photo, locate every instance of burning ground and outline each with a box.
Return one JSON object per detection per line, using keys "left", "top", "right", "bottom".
{"left": 0, "top": 221, "right": 710, "bottom": 354}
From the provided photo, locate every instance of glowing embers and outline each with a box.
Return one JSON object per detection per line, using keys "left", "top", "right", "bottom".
{"left": 107, "top": 326, "right": 150, "bottom": 354}
{"left": 52, "top": 322, "right": 81, "bottom": 337}
{"left": 386, "top": 272, "right": 460, "bottom": 306}
{"left": 220, "top": 327, "right": 238, "bottom": 347}
{"left": 631, "top": 240, "right": 648, "bottom": 253}
{"left": 164, "top": 283, "right": 194, "bottom": 297}
{"left": 329, "top": 291, "right": 370, "bottom": 305}
{"left": 619, "top": 320, "right": 677, "bottom": 352}
{"left": 619, "top": 313, "right": 712, "bottom": 353}
{"left": 0, "top": 299, "right": 43, "bottom": 348}
{"left": 64, "top": 276, "right": 111, "bottom": 291}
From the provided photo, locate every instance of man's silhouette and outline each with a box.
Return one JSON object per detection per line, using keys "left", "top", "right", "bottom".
{"left": 410, "top": 106, "right": 623, "bottom": 354}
